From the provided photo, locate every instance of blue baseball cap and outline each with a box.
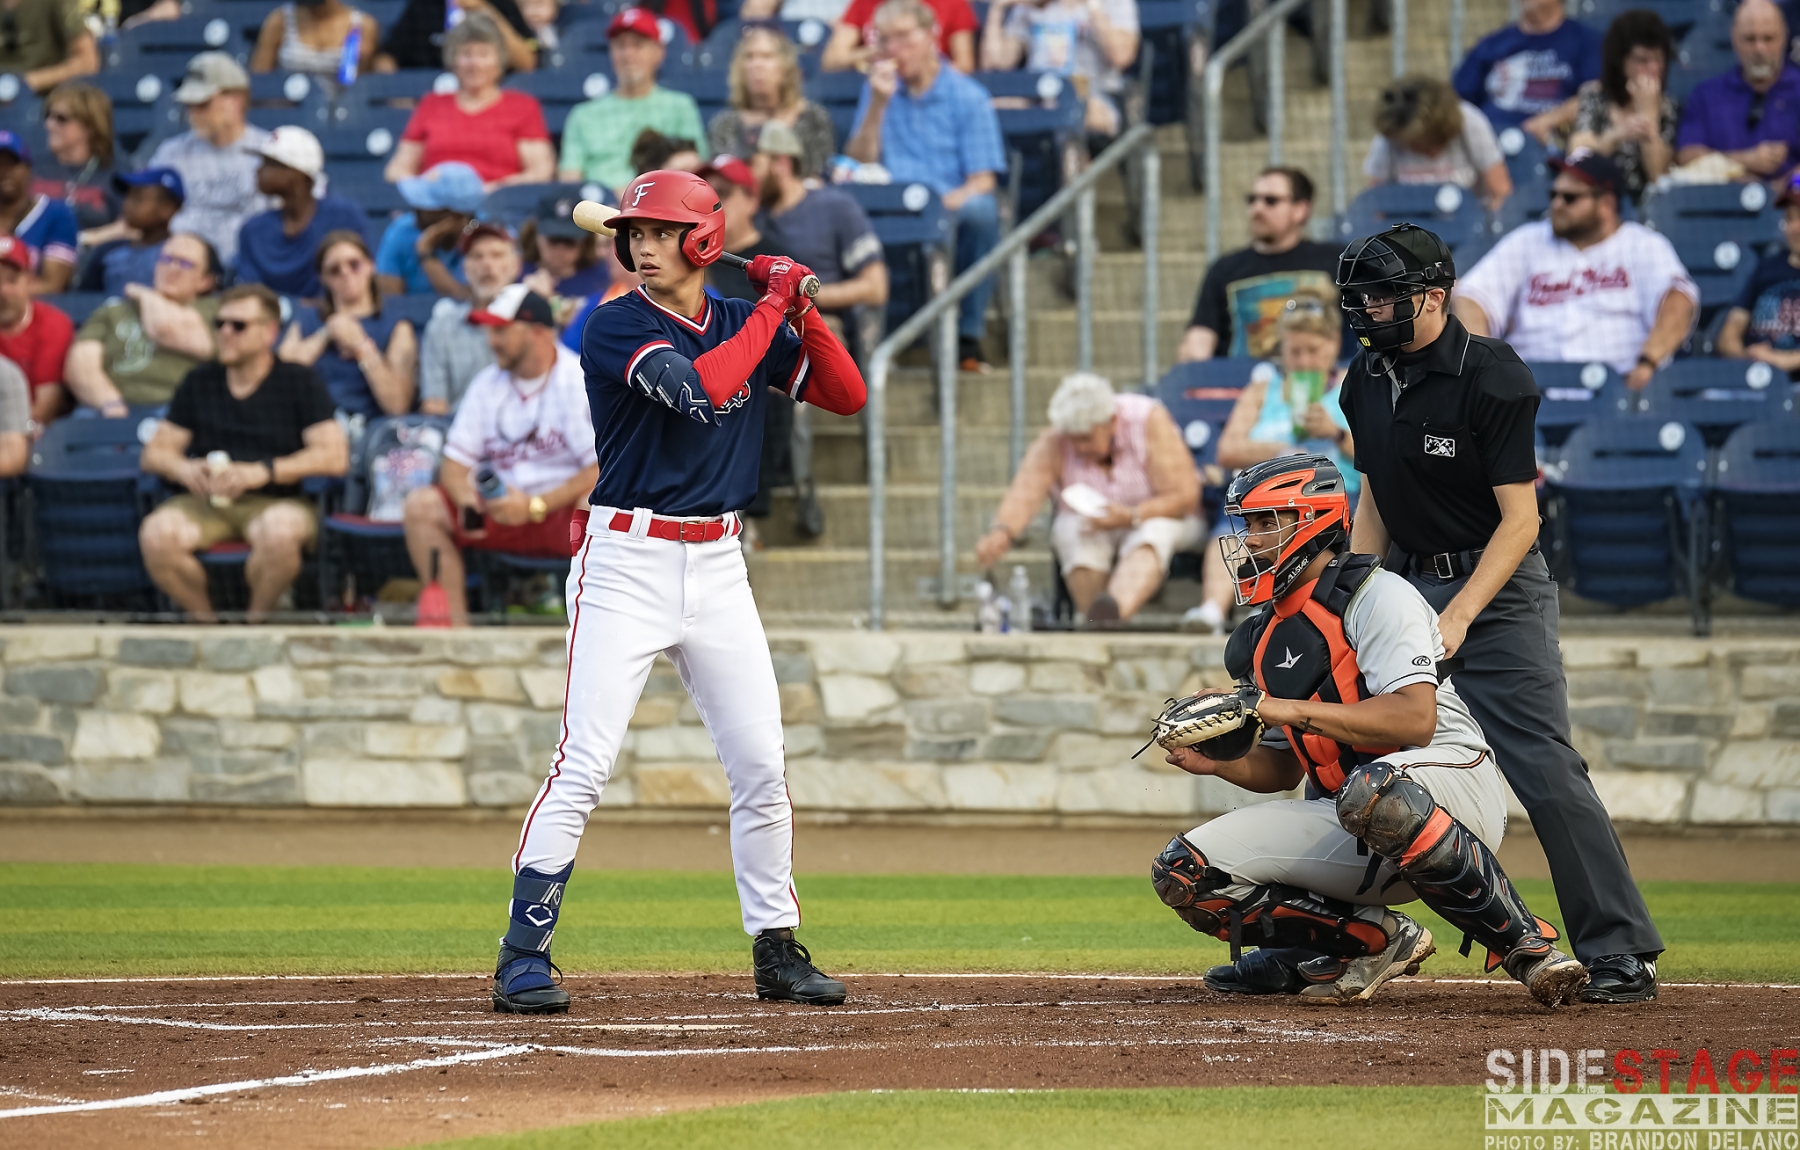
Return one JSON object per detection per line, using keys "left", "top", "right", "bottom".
{"left": 0, "top": 130, "right": 29, "bottom": 163}
{"left": 113, "top": 167, "right": 187, "bottom": 203}
{"left": 397, "top": 162, "right": 485, "bottom": 213}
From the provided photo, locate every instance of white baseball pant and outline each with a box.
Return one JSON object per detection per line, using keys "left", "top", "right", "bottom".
{"left": 511, "top": 505, "right": 800, "bottom": 935}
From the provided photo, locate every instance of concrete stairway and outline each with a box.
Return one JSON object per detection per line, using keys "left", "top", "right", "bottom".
{"left": 748, "top": 0, "right": 1511, "bottom": 627}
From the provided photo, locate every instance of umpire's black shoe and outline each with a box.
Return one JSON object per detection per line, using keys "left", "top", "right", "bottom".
{"left": 1580, "top": 954, "right": 1658, "bottom": 1004}
{"left": 754, "top": 929, "right": 848, "bottom": 1005}
{"left": 1202, "top": 947, "right": 1314, "bottom": 995}
{"left": 493, "top": 943, "right": 571, "bottom": 1014}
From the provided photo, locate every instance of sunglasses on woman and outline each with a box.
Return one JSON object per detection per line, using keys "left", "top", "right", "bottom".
{"left": 323, "top": 257, "right": 368, "bottom": 277}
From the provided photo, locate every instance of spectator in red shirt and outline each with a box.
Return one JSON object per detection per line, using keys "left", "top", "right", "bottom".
{"left": 822, "top": 0, "right": 977, "bottom": 72}
{"left": 0, "top": 236, "right": 74, "bottom": 426}
{"left": 384, "top": 13, "right": 555, "bottom": 190}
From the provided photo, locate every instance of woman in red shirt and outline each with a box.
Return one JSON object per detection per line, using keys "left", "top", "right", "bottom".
{"left": 384, "top": 13, "right": 556, "bottom": 190}
{"left": 820, "top": 0, "right": 977, "bottom": 73}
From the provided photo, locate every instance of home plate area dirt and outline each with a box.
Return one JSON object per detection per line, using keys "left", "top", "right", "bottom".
{"left": 1, "top": 974, "right": 1793, "bottom": 1149}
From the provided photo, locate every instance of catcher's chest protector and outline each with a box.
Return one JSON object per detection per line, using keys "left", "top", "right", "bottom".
{"left": 1228, "top": 554, "right": 1399, "bottom": 794}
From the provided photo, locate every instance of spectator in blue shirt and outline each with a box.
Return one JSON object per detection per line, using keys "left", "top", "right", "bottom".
{"left": 1675, "top": 0, "right": 1800, "bottom": 181}
{"left": 1453, "top": 0, "right": 1600, "bottom": 142}
{"left": 234, "top": 126, "right": 369, "bottom": 301}
{"left": 0, "top": 129, "right": 78, "bottom": 294}
{"left": 846, "top": 0, "right": 1005, "bottom": 369}
{"left": 80, "top": 168, "right": 185, "bottom": 296}
{"left": 376, "top": 161, "right": 483, "bottom": 298}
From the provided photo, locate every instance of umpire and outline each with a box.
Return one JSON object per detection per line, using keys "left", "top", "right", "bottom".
{"left": 1331, "top": 223, "right": 1663, "bottom": 1004}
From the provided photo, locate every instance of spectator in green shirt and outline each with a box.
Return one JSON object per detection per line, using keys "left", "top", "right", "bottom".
{"left": 556, "top": 7, "right": 706, "bottom": 192}
{"left": 0, "top": 0, "right": 98, "bottom": 94}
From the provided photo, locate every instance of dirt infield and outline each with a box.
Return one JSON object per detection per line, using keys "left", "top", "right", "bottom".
{"left": 2, "top": 974, "right": 1795, "bottom": 1149}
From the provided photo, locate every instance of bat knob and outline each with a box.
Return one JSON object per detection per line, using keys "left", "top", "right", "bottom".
{"left": 799, "top": 274, "right": 821, "bottom": 298}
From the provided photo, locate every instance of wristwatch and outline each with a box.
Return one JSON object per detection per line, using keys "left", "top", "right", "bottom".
{"left": 528, "top": 496, "right": 548, "bottom": 524}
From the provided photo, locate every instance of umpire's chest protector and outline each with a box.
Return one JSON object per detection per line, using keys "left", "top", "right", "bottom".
{"left": 1225, "top": 554, "right": 1399, "bottom": 795}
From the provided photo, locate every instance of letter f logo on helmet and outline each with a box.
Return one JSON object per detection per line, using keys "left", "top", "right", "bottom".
{"left": 629, "top": 181, "right": 656, "bottom": 208}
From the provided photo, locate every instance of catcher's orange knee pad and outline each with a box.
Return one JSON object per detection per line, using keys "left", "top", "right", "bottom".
{"left": 1336, "top": 761, "right": 1444, "bottom": 862}
{"left": 1151, "top": 836, "right": 1389, "bottom": 958}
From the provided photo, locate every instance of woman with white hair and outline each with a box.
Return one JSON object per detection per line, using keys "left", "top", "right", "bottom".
{"left": 975, "top": 372, "right": 1201, "bottom": 623}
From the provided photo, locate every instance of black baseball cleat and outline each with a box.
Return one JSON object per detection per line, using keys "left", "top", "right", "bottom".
{"left": 1579, "top": 953, "right": 1658, "bottom": 1004}
{"left": 754, "top": 929, "right": 848, "bottom": 1005}
{"left": 493, "top": 943, "right": 571, "bottom": 1014}
{"left": 1202, "top": 947, "right": 1312, "bottom": 995}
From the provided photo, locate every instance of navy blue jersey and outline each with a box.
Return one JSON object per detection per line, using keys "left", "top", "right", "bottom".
{"left": 582, "top": 286, "right": 809, "bottom": 516}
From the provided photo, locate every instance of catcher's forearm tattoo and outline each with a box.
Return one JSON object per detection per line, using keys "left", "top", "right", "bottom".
{"left": 1291, "top": 714, "right": 1324, "bottom": 736}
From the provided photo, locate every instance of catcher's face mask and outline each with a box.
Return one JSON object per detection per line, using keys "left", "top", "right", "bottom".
{"left": 1219, "top": 456, "right": 1351, "bottom": 606}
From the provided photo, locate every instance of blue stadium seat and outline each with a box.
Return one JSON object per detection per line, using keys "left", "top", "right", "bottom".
{"left": 26, "top": 415, "right": 154, "bottom": 600}
{"left": 806, "top": 70, "right": 869, "bottom": 144}
{"left": 1545, "top": 417, "right": 1711, "bottom": 627}
{"left": 383, "top": 294, "right": 447, "bottom": 330}
{"left": 1570, "top": 0, "right": 1707, "bottom": 39}
{"left": 1643, "top": 182, "right": 1781, "bottom": 251}
{"left": 1713, "top": 420, "right": 1800, "bottom": 607}
{"left": 1525, "top": 361, "right": 1636, "bottom": 446}
{"left": 1639, "top": 358, "right": 1798, "bottom": 446}
{"left": 505, "top": 67, "right": 614, "bottom": 135}
{"left": 42, "top": 293, "right": 112, "bottom": 327}
{"left": 1493, "top": 124, "right": 1551, "bottom": 193}
{"left": 843, "top": 182, "right": 952, "bottom": 333}
{"left": 1135, "top": 0, "right": 1208, "bottom": 126}
{"left": 541, "top": 17, "right": 614, "bottom": 72}
{"left": 481, "top": 181, "right": 613, "bottom": 227}
{"left": 0, "top": 81, "right": 39, "bottom": 139}
{"left": 1334, "top": 183, "right": 1490, "bottom": 249}
{"left": 108, "top": 15, "right": 247, "bottom": 74}
{"left": 331, "top": 70, "right": 453, "bottom": 120}
{"left": 977, "top": 71, "right": 1085, "bottom": 219}
{"left": 1669, "top": 228, "right": 1760, "bottom": 321}
{"left": 248, "top": 70, "right": 331, "bottom": 109}
{"left": 318, "top": 413, "right": 450, "bottom": 606}
{"left": 1452, "top": 234, "right": 1495, "bottom": 274}
{"left": 1156, "top": 357, "right": 1259, "bottom": 536}
{"left": 1669, "top": 18, "right": 1734, "bottom": 103}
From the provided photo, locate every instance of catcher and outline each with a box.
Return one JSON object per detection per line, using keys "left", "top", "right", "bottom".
{"left": 1148, "top": 454, "right": 1588, "bottom": 1007}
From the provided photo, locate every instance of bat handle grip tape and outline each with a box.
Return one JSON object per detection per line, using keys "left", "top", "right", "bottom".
{"left": 719, "top": 253, "right": 821, "bottom": 298}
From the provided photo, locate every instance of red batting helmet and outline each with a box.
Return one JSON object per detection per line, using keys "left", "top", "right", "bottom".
{"left": 606, "top": 169, "right": 725, "bottom": 272}
{"left": 1218, "top": 455, "right": 1351, "bottom": 606}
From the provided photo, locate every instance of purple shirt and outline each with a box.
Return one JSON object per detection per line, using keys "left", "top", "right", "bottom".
{"left": 1675, "top": 64, "right": 1800, "bottom": 160}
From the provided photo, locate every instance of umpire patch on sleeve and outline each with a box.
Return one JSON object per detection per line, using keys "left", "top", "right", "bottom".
{"left": 1423, "top": 434, "right": 1456, "bottom": 458}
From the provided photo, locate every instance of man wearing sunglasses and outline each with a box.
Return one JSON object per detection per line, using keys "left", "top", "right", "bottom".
{"left": 138, "top": 284, "right": 347, "bottom": 621}
{"left": 1453, "top": 150, "right": 1695, "bottom": 389}
{"left": 64, "top": 232, "right": 222, "bottom": 415}
{"left": 1178, "top": 166, "right": 1340, "bottom": 363}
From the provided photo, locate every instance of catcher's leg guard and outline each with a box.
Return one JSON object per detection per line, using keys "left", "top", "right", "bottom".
{"left": 1337, "top": 764, "right": 1587, "bottom": 1005}
{"left": 1151, "top": 835, "right": 1392, "bottom": 961}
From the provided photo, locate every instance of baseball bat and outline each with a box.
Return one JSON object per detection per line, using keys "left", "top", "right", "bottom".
{"left": 571, "top": 200, "right": 820, "bottom": 298}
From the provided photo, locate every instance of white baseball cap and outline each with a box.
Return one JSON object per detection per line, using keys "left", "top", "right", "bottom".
{"left": 249, "top": 126, "right": 327, "bottom": 196}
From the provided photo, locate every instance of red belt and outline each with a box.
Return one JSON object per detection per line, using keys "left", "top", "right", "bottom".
{"left": 606, "top": 510, "right": 740, "bottom": 543}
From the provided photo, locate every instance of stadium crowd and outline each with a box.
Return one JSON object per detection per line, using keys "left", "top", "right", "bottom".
{"left": 0, "top": 0, "right": 1790, "bottom": 626}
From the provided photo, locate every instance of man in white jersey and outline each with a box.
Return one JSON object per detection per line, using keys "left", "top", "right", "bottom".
{"left": 402, "top": 284, "right": 599, "bottom": 626}
{"left": 1148, "top": 455, "right": 1588, "bottom": 1008}
{"left": 1452, "top": 150, "right": 1696, "bottom": 386}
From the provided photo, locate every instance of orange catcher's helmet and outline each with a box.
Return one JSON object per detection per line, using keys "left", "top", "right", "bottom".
{"left": 606, "top": 169, "right": 726, "bottom": 272}
{"left": 1219, "top": 455, "right": 1351, "bottom": 605}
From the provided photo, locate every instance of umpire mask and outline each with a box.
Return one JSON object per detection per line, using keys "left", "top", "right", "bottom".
{"left": 1335, "top": 223, "right": 1455, "bottom": 355}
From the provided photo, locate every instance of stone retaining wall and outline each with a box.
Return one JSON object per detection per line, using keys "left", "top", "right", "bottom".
{"left": 0, "top": 627, "right": 1796, "bottom": 826}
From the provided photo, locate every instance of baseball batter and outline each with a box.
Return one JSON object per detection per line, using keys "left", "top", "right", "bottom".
{"left": 1147, "top": 455, "right": 1588, "bottom": 1007}
{"left": 492, "top": 170, "right": 868, "bottom": 1014}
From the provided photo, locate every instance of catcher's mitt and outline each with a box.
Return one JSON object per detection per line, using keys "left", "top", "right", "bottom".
{"left": 1149, "top": 686, "right": 1266, "bottom": 762}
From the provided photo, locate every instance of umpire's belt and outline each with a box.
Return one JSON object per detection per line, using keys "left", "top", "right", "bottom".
{"left": 1405, "top": 542, "right": 1539, "bottom": 581}
{"left": 603, "top": 509, "right": 742, "bottom": 543}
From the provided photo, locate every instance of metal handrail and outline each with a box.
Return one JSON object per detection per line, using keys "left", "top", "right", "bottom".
{"left": 1203, "top": 0, "right": 1349, "bottom": 262}
{"left": 863, "top": 120, "right": 1162, "bottom": 630}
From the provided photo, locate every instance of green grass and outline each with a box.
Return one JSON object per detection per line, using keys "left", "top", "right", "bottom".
{"left": 419, "top": 1087, "right": 1484, "bottom": 1150}
{"left": 1, "top": 864, "right": 1794, "bottom": 981}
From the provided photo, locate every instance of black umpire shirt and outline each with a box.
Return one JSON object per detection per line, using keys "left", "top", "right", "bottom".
{"left": 1337, "top": 315, "right": 1541, "bottom": 558}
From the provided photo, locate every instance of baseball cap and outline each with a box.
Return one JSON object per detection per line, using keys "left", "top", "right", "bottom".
{"left": 756, "top": 121, "right": 804, "bottom": 159}
{"left": 607, "top": 6, "right": 662, "bottom": 40}
{"left": 174, "top": 52, "right": 251, "bottom": 104}
{"left": 699, "top": 154, "right": 755, "bottom": 194}
{"left": 468, "top": 283, "right": 556, "bottom": 327}
{"left": 252, "top": 125, "right": 325, "bottom": 180}
{"left": 397, "top": 162, "right": 485, "bottom": 213}
{"left": 1548, "top": 148, "right": 1624, "bottom": 197}
{"left": 459, "top": 220, "right": 515, "bottom": 254}
{"left": 0, "top": 129, "right": 29, "bottom": 163}
{"left": 533, "top": 194, "right": 585, "bottom": 241}
{"left": 0, "top": 236, "right": 32, "bottom": 273}
{"left": 114, "top": 167, "right": 187, "bottom": 204}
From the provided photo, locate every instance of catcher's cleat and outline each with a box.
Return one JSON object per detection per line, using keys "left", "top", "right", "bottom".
{"left": 754, "top": 929, "right": 847, "bottom": 1006}
{"left": 1503, "top": 942, "right": 1589, "bottom": 1008}
{"left": 1297, "top": 912, "right": 1434, "bottom": 1005}
{"left": 1579, "top": 953, "right": 1657, "bottom": 1005}
{"left": 493, "top": 943, "right": 570, "bottom": 1014}
{"left": 1202, "top": 948, "right": 1312, "bottom": 995}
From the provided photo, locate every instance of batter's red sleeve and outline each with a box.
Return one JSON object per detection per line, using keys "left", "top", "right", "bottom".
{"left": 794, "top": 308, "right": 868, "bottom": 416}
{"left": 692, "top": 296, "right": 788, "bottom": 409}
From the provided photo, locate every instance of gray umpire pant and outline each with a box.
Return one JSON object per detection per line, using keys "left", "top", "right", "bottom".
{"left": 1406, "top": 551, "right": 1665, "bottom": 963}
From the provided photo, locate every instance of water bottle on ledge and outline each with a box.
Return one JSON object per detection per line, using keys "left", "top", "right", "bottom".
{"left": 975, "top": 581, "right": 1001, "bottom": 633}
{"left": 1008, "top": 565, "right": 1033, "bottom": 633}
